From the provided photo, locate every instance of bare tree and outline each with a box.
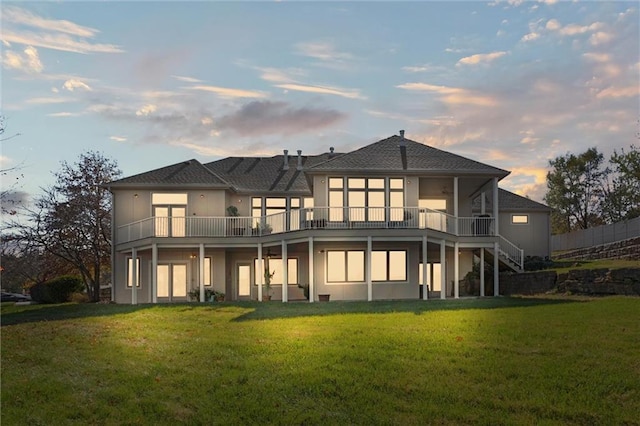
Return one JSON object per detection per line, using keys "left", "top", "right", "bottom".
{"left": 10, "top": 151, "right": 121, "bottom": 301}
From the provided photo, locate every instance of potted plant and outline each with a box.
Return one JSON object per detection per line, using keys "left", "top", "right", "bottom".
{"left": 188, "top": 288, "right": 200, "bottom": 301}
{"left": 263, "top": 262, "right": 275, "bottom": 301}
{"left": 226, "top": 205, "right": 243, "bottom": 236}
{"left": 214, "top": 290, "right": 225, "bottom": 302}
{"left": 258, "top": 220, "right": 272, "bottom": 235}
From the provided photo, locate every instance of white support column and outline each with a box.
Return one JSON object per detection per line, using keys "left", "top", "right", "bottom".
{"left": 257, "top": 244, "right": 263, "bottom": 302}
{"left": 493, "top": 177, "right": 499, "bottom": 236}
{"left": 480, "top": 248, "right": 485, "bottom": 297}
{"left": 454, "top": 177, "right": 459, "bottom": 235}
{"left": 152, "top": 244, "right": 157, "bottom": 303}
{"left": 494, "top": 241, "right": 500, "bottom": 296}
{"left": 440, "top": 240, "right": 446, "bottom": 299}
{"left": 308, "top": 237, "right": 314, "bottom": 303}
{"left": 454, "top": 242, "right": 459, "bottom": 299}
{"left": 281, "top": 240, "right": 288, "bottom": 303}
{"left": 131, "top": 247, "right": 138, "bottom": 305}
{"left": 199, "top": 243, "right": 205, "bottom": 302}
{"left": 367, "top": 236, "right": 373, "bottom": 302}
{"left": 422, "top": 236, "right": 428, "bottom": 300}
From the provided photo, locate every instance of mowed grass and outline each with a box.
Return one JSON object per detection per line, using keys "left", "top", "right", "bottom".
{"left": 2, "top": 297, "right": 639, "bottom": 425}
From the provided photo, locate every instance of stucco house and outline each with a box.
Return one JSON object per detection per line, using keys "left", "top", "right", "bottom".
{"left": 108, "top": 132, "right": 551, "bottom": 304}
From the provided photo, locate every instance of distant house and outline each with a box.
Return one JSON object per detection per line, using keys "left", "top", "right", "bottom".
{"left": 107, "top": 132, "right": 551, "bottom": 304}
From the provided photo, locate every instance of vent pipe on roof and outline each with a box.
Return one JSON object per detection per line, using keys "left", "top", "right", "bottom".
{"left": 399, "top": 129, "right": 405, "bottom": 138}
{"left": 283, "top": 150, "right": 289, "bottom": 170}
{"left": 399, "top": 129, "right": 406, "bottom": 147}
{"left": 297, "top": 150, "right": 303, "bottom": 170}
{"left": 329, "top": 147, "right": 335, "bottom": 158}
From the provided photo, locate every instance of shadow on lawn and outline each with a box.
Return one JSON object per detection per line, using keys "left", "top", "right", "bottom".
{"left": 228, "top": 296, "right": 583, "bottom": 322}
{"left": 0, "top": 302, "right": 219, "bottom": 327}
{"left": 1, "top": 297, "right": 583, "bottom": 326}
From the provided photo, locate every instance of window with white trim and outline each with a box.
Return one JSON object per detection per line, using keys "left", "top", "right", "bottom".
{"left": 127, "top": 257, "right": 141, "bottom": 287}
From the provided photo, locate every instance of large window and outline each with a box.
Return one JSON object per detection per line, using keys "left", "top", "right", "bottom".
{"left": 327, "top": 250, "right": 365, "bottom": 282}
{"left": 254, "top": 258, "right": 298, "bottom": 285}
{"left": 372, "top": 250, "right": 407, "bottom": 281}
{"left": 329, "top": 177, "right": 404, "bottom": 222}
{"left": 153, "top": 193, "right": 187, "bottom": 237}
{"left": 251, "top": 197, "right": 302, "bottom": 232}
{"left": 127, "top": 257, "right": 141, "bottom": 287}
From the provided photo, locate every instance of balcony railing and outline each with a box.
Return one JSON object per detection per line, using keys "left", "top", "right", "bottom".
{"left": 117, "top": 207, "right": 496, "bottom": 243}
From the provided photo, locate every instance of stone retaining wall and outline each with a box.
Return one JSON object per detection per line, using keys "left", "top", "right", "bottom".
{"left": 500, "top": 268, "right": 640, "bottom": 296}
{"left": 554, "top": 237, "right": 640, "bottom": 261}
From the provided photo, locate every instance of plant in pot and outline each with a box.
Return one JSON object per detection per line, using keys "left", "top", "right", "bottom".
{"left": 226, "top": 205, "right": 243, "bottom": 236}
{"left": 263, "top": 268, "right": 275, "bottom": 301}
{"left": 258, "top": 220, "right": 272, "bottom": 235}
{"left": 188, "top": 288, "right": 200, "bottom": 301}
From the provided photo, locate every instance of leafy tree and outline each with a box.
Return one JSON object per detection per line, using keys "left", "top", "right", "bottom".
{"left": 601, "top": 145, "right": 640, "bottom": 222}
{"left": 10, "top": 151, "right": 121, "bottom": 302}
{"left": 544, "top": 148, "right": 607, "bottom": 233}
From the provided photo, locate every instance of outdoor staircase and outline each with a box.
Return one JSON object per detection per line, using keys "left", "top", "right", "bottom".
{"left": 475, "top": 235, "right": 524, "bottom": 272}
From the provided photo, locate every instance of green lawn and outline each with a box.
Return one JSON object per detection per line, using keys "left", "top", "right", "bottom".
{"left": 2, "top": 297, "right": 639, "bottom": 425}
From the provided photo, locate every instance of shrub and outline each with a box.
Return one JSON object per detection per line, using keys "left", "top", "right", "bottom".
{"left": 69, "top": 292, "right": 90, "bottom": 304}
{"left": 30, "top": 275, "right": 84, "bottom": 304}
{"left": 524, "top": 256, "right": 554, "bottom": 271}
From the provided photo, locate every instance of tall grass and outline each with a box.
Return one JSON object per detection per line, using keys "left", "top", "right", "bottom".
{"left": 2, "top": 297, "right": 639, "bottom": 425}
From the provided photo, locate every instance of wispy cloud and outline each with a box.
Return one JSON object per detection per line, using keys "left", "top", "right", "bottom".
{"left": 396, "top": 83, "right": 498, "bottom": 106}
{"left": 275, "top": 83, "right": 365, "bottom": 100}
{"left": 295, "top": 41, "right": 353, "bottom": 62}
{"left": 47, "top": 111, "right": 80, "bottom": 117}
{"left": 171, "top": 75, "right": 203, "bottom": 83}
{"left": 1, "top": 6, "right": 123, "bottom": 54}
{"left": 110, "top": 136, "right": 127, "bottom": 142}
{"left": 3, "top": 6, "right": 98, "bottom": 37}
{"left": 457, "top": 51, "right": 507, "bottom": 66}
{"left": 26, "top": 96, "right": 74, "bottom": 105}
{"left": 254, "top": 65, "right": 364, "bottom": 100}
{"left": 185, "top": 85, "right": 267, "bottom": 99}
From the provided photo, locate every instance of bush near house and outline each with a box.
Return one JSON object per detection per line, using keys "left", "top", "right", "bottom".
{"left": 29, "top": 275, "right": 84, "bottom": 304}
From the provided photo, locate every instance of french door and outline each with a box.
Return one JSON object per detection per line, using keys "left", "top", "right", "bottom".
{"left": 154, "top": 206, "right": 186, "bottom": 237}
{"left": 157, "top": 264, "right": 188, "bottom": 301}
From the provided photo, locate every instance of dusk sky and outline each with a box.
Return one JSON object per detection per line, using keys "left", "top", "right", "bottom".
{"left": 2, "top": 1, "right": 638, "bottom": 205}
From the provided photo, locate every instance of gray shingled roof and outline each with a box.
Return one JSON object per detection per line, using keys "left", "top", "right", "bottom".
{"left": 308, "top": 135, "right": 510, "bottom": 177}
{"left": 109, "top": 159, "right": 228, "bottom": 187}
{"left": 205, "top": 152, "right": 337, "bottom": 194}
{"left": 473, "top": 189, "right": 551, "bottom": 211}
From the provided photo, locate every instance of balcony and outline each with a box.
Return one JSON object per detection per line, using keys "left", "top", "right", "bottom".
{"left": 116, "top": 206, "right": 496, "bottom": 244}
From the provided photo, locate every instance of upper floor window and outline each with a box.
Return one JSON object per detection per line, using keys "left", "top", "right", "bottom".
{"left": 328, "top": 177, "right": 405, "bottom": 222}
{"left": 152, "top": 193, "right": 188, "bottom": 205}
{"left": 152, "top": 193, "right": 187, "bottom": 237}
{"left": 512, "top": 214, "right": 529, "bottom": 224}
